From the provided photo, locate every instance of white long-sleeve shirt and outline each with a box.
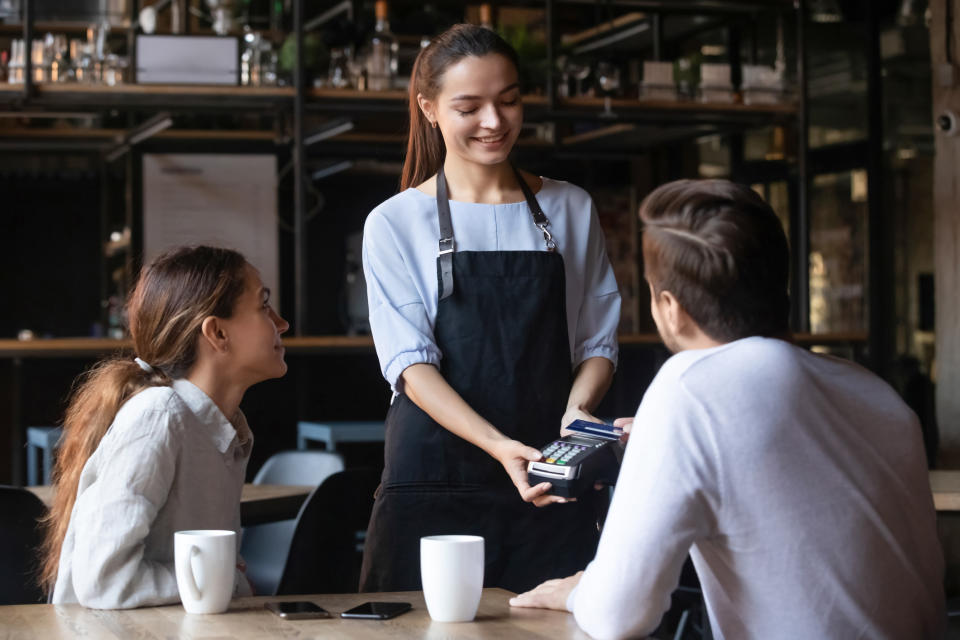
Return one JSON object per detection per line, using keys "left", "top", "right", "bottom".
{"left": 568, "top": 337, "right": 944, "bottom": 640}
{"left": 362, "top": 179, "right": 621, "bottom": 392}
{"left": 52, "top": 379, "right": 253, "bottom": 609}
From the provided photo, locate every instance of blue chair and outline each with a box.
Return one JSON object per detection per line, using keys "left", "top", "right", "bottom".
{"left": 26, "top": 426, "right": 62, "bottom": 486}
{"left": 0, "top": 485, "right": 48, "bottom": 604}
{"left": 296, "top": 421, "right": 385, "bottom": 452}
{"left": 240, "top": 450, "right": 344, "bottom": 595}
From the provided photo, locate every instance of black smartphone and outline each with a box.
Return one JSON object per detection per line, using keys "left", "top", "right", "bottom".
{"left": 340, "top": 601, "right": 412, "bottom": 620}
{"left": 265, "top": 601, "right": 332, "bottom": 620}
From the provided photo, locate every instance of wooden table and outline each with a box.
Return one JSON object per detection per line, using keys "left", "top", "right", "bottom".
{"left": 27, "top": 484, "right": 312, "bottom": 526}
{"left": 930, "top": 470, "right": 960, "bottom": 511}
{"left": 0, "top": 589, "right": 589, "bottom": 639}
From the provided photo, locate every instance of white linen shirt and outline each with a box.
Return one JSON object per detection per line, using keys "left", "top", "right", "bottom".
{"left": 362, "top": 178, "right": 621, "bottom": 392}
{"left": 52, "top": 379, "right": 254, "bottom": 609}
{"left": 567, "top": 337, "right": 944, "bottom": 640}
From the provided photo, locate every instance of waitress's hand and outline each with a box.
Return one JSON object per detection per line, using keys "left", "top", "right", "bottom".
{"left": 559, "top": 407, "right": 603, "bottom": 437}
{"left": 493, "top": 439, "right": 573, "bottom": 507}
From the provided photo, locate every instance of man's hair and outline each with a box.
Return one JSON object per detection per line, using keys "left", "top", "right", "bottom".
{"left": 640, "top": 179, "right": 790, "bottom": 342}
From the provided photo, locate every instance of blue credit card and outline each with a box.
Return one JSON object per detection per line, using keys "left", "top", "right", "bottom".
{"left": 566, "top": 419, "right": 623, "bottom": 440}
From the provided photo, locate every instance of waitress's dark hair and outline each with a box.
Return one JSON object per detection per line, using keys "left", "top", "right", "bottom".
{"left": 401, "top": 24, "right": 521, "bottom": 190}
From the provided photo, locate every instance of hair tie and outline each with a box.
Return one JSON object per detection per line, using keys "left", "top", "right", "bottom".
{"left": 134, "top": 357, "right": 154, "bottom": 373}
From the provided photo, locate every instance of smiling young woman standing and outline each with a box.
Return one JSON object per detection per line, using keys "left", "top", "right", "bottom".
{"left": 359, "top": 24, "right": 621, "bottom": 593}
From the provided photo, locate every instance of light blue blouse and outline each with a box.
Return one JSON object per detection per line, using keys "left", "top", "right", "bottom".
{"left": 362, "top": 177, "right": 621, "bottom": 393}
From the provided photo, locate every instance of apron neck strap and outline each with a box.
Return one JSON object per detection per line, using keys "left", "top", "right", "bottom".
{"left": 436, "top": 163, "right": 555, "bottom": 252}
{"left": 436, "top": 162, "right": 557, "bottom": 301}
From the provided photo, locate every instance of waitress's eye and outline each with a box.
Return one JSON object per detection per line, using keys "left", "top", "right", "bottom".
{"left": 457, "top": 107, "right": 478, "bottom": 116}
{"left": 502, "top": 97, "right": 519, "bottom": 106}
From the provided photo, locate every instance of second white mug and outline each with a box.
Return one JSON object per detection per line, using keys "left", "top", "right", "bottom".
{"left": 420, "top": 535, "right": 484, "bottom": 622}
{"left": 174, "top": 529, "right": 235, "bottom": 614}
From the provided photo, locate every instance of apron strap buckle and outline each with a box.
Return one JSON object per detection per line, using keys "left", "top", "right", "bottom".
{"left": 439, "top": 236, "right": 455, "bottom": 255}
{"left": 538, "top": 223, "right": 557, "bottom": 252}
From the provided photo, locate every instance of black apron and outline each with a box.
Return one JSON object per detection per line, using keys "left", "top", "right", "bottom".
{"left": 359, "top": 167, "right": 600, "bottom": 594}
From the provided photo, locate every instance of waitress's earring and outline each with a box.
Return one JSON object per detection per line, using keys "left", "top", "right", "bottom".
{"left": 431, "top": 121, "right": 437, "bottom": 129}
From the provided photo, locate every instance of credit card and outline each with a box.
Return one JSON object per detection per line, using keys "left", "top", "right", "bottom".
{"left": 566, "top": 419, "right": 623, "bottom": 440}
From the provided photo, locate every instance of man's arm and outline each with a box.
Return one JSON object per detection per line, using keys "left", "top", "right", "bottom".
{"left": 513, "top": 377, "right": 720, "bottom": 639}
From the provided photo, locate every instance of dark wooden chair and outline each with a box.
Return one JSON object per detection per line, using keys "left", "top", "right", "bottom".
{"left": 275, "top": 468, "right": 381, "bottom": 595}
{"left": 0, "top": 485, "right": 48, "bottom": 604}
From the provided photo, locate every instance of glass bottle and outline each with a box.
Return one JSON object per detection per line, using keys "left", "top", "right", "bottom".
{"left": 479, "top": 3, "right": 494, "bottom": 30}
{"left": 363, "top": 0, "right": 398, "bottom": 91}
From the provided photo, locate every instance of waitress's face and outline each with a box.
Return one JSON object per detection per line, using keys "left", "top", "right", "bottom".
{"left": 425, "top": 53, "right": 523, "bottom": 167}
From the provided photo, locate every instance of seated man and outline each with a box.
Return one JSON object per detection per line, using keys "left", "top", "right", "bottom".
{"left": 510, "top": 179, "right": 944, "bottom": 639}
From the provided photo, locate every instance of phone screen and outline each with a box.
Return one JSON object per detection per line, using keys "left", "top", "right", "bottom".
{"left": 340, "top": 601, "right": 412, "bottom": 619}
{"left": 266, "top": 601, "right": 331, "bottom": 618}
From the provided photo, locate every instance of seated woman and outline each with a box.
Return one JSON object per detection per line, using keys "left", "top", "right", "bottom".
{"left": 38, "top": 245, "right": 289, "bottom": 609}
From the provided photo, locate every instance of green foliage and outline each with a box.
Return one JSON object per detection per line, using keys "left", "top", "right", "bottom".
{"left": 279, "top": 33, "right": 329, "bottom": 73}
{"left": 497, "top": 23, "right": 548, "bottom": 93}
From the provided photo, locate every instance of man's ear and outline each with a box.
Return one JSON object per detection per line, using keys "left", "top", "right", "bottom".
{"left": 417, "top": 93, "right": 437, "bottom": 127}
{"left": 658, "top": 290, "right": 687, "bottom": 337}
{"left": 199, "top": 316, "right": 229, "bottom": 354}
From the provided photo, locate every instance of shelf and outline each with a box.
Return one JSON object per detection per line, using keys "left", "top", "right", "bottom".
{"left": 0, "top": 333, "right": 868, "bottom": 359}
{"left": 0, "top": 83, "right": 294, "bottom": 111}
{"left": 0, "top": 83, "right": 796, "bottom": 128}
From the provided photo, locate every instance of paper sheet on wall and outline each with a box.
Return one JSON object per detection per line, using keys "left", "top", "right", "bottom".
{"left": 142, "top": 153, "right": 279, "bottom": 305}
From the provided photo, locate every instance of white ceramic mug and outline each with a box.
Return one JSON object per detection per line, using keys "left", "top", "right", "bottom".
{"left": 420, "top": 535, "right": 484, "bottom": 622}
{"left": 174, "top": 530, "right": 236, "bottom": 614}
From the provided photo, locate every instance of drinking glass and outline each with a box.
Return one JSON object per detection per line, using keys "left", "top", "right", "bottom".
{"left": 596, "top": 61, "right": 620, "bottom": 118}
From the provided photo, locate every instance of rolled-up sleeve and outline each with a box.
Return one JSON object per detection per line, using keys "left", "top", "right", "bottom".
{"left": 363, "top": 210, "right": 441, "bottom": 392}
{"left": 70, "top": 413, "right": 180, "bottom": 609}
{"left": 572, "top": 201, "right": 621, "bottom": 368}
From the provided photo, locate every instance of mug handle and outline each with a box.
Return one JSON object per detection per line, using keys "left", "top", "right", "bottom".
{"left": 178, "top": 545, "right": 202, "bottom": 602}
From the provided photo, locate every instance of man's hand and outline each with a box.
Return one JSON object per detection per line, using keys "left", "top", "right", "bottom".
{"left": 509, "top": 572, "right": 584, "bottom": 611}
{"left": 613, "top": 416, "right": 634, "bottom": 443}
{"left": 493, "top": 439, "right": 573, "bottom": 507}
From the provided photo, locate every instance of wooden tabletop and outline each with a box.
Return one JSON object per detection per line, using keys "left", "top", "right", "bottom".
{"left": 930, "top": 470, "right": 960, "bottom": 511}
{"left": 27, "top": 484, "right": 311, "bottom": 526}
{"left": 0, "top": 589, "right": 589, "bottom": 639}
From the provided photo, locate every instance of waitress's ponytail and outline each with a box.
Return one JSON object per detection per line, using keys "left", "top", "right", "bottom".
{"left": 401, "top": 52, "right": 445, "bottom": 190}
{"left": 399, "top": 24, "right": 520, "bottom": 191}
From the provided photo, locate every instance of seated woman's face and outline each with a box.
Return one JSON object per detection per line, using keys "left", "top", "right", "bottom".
{"left": 218, "top": 263, "right": 290, "bottom": 384}
{"left": 432, "top": 53, "right": 523, "bottom": 168}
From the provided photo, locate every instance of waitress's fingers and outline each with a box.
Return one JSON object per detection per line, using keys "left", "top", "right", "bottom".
{"left": 532, "top": 494, "right": 575, "bottom": 507}
{"left": 612, "top": 416, "right": 634, "bottom": 432}
{"left": 519, "top": 481, "right": 551, "bottom": 502}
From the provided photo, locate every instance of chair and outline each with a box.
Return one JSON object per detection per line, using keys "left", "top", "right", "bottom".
{"left": 26, "top": 426, "right": 62, "bottom": 486}
{"left": 240, "top": 450, "right": 345, "bottom": 596}
{"left": 0, "top": 485, "right": 48, "bottom": 604}
{"left": 296, "top": 421, "right": 385, "bottom": 452}
{"left": 275, "top": 467, "right": 381, "bottom": 595}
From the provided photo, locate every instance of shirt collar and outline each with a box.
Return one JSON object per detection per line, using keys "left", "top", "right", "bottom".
{"left": 172, "top": 379, "right": 252, "bottom": 455}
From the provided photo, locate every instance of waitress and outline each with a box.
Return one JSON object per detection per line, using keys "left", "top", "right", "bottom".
{"left": 359, "top": 24, "right": 620, "bottom": 594}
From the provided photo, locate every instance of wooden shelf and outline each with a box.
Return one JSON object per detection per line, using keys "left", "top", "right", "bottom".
{"left": 0, "top": 84, "right": 795, "bottom": 123}
{"left": 0, "top": 332, "right": 867, "bottom": 359}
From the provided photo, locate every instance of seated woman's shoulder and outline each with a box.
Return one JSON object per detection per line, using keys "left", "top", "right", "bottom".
{"left": 109, "top": 386, "right": 184, "bottom": 439}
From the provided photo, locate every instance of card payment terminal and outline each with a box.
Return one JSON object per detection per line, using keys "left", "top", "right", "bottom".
{"left": 527, "top": 420, "right": 622, "bottom": 498}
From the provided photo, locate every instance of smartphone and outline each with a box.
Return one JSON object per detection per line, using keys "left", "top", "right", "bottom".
{"left": 265, "top": 601, "right": 331, "bottom": 620}
{"left": 566, "top": 419, "right": 623, "bottom": 441}
{"left": 340, "top": 601, "right": 412, "bottom": 620}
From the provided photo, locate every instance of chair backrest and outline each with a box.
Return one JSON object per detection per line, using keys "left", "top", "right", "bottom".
{"left": 252, "top": 450, "right": 345, "bottom": 486}
{"left": 275, "top": 468, "right": 381, "bottom": 595}
{"left": 0, "top": 486, "right": 48, "bottom": 604}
